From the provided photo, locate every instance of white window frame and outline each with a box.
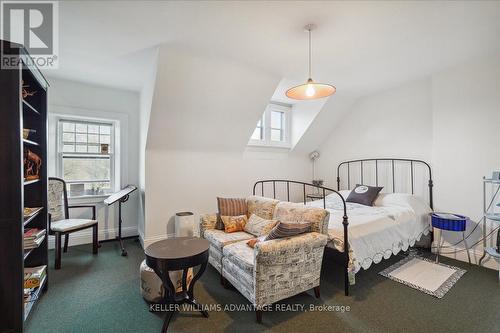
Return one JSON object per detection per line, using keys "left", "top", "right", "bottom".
{"left": 56, "top": 116, "right": 119, "bottom": 199}
{"left": 248, "top": 102, "right": 291, "bottom": 148}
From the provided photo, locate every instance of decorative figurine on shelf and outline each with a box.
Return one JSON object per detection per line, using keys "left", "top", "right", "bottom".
{"left": 24, "top": 149, "right": 41, "bottom": 181}
{"left": 21, "top": 80, "right": 37, "bottom": 99}
{"left": 22, "top": 128, "right": 36, "bottom": 140}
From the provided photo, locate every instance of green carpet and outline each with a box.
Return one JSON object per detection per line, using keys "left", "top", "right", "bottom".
{"left": 25, "top": 239, "right": 499, "bottom": 333}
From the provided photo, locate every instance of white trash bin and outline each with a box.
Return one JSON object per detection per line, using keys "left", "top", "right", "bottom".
{"left": 175, "top": 212, "right": 195, "bottom": 237}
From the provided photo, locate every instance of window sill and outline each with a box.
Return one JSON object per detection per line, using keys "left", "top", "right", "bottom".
{"left": 247, "top": 143, "right": 291, "bottom": 150}
{"left": 68, "top": 194, "right": 111, "bottom": 205}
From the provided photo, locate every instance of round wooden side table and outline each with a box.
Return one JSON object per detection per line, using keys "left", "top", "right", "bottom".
{"left": 145, "top": 237, "right": 209, "bottom": 332}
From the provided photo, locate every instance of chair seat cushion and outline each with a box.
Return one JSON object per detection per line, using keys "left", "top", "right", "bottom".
{"left": 51, "top": 219, "right": 97, "bottom": 232}
{"left": 223, "top": 240, "right": 255, "bottom": 274}
{"left": 204, "top": 229, "right": 254, "bottom": 251}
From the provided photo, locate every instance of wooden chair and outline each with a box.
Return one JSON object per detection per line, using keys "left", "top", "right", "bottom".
{"left": 48, "top": 177, "right": 98, "bottom": 269}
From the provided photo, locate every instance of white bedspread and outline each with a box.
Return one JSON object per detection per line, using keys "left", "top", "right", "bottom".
{"left": 307, "top": 191, "right": 432, "bottom": 273}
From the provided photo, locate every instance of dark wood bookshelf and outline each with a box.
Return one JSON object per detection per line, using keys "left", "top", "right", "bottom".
{"left": 23, "top": 179, "right": 41, "bottom": 186}
{"left": 0, "top": 40, "right": 49, "bottom": 333}
{"left": 22, "top": 100, "right": 41, "bottom": 116}
{"left": 22, "top": 139, "right": 40, "bottom": 147}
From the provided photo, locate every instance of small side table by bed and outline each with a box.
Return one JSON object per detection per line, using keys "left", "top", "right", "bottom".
{"left": 145, "top": 237, "right": 209, "bottom": 332}
{"left": 431, "top": 212, "right": 471, "bottom": 264}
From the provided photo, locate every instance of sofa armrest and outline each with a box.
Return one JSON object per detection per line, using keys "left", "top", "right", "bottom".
{"left": 254, "top": 232, "right": 327, "bottom": 265}
{"left": 199, "top": 213, "right": 217, "bottom": 238}
{"left": 252, "top": 232, "right": 328, "bottom": 306}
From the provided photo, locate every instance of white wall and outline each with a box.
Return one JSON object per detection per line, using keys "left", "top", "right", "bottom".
{"left": 145, "top": 148, "right": 310, "bottom": 245}
{"left": 317, "top": 78, "right": 433, "bottom": 187}
{"left": 431, "top": 55, "right": 500, "bottom": 267}
{"left": 47, "top": 78, "right": 140, "bottom": 248}
{"left": 143, "top": 45, "right": 310, "bottom": 245}
{"left": 316, "top": 54, "right": 500, "bottom": 268}
{"left": 138, "top": 48, "right": 159, "bottom": 245}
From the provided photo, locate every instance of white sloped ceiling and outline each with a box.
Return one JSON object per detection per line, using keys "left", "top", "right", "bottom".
{"left": 146, "top": 44, "right": 281, "bottom": 152}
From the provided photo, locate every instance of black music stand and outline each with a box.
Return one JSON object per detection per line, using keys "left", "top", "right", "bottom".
{"left": 104, "top": 185, "right": 137, "bottom": 256}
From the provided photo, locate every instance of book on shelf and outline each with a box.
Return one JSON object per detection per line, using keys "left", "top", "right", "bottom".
{"left": 23, "top": 207, "right": 43, "bottom": 218}
{"left": 24, "top": 228, "right": 45, "bottom": 239}
{"left": 24, "top": 228, "right": 46, "bottom": 249}
{"left": 24, "top": 265, "right": 46, "bottom": 289}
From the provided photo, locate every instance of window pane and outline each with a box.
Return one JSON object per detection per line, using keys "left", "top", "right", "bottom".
{"left": 63, "top": 123, "right": 75, "bottom": 132}
{"left": 251, "top": 127, "right": 262, "bottom": 140}
{"left": 63, "top": 144, "right": 75, "bottom": 152}
{"left": 88, "top": 145, "right": 99, "bottom": 153}
{"left": 67, "top": 181, "right": 112, "bottom": 197}
{"left": 62, "top": 132, "right": 75, "bottom": 142}
{"left": 88, "top": 134, "right": 99, "bottom": 143}
{"left": 75, "top": 134, "right": 87, "bottom": 143}
{"left": 271, "top": 129, "right": 283, "bottom": 142}
{"left": 100, "top": 125, "right": 111, "bottom": 135}
{"left": 88, "top": 125, "right": 99, "bottom": 134}
{"left": 100, "top": 135, "right": 110, "bottom": 144}
{"left": 75, "top": 144, "right": 87, "bottom": 153}
{"left": 271, "top": 111, "right": 283, "bottom": 129}
{"left": 63, "top": 157, "right": 111, "bottom": 182}
{"left": 75, "top": 123, "right": 87, "bottom": 133}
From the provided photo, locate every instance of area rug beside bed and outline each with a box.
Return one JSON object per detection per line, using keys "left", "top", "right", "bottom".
{"left": 379, "top": 256, "right": 466, "bottom": 298}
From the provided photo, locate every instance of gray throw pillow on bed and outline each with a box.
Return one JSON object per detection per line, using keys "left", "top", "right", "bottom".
{"left": 346, "top": 184, "right": 383, "bottom": 206}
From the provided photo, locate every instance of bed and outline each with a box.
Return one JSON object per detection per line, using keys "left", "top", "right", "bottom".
{"left": 307, "top": 190, "right": 432, "bottom": 274}
{"left": 253, "top": 158, "right": 434, "bottom": 296}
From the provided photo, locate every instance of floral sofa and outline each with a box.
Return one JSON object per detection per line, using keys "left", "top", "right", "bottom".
{"left": 199, "top": 196, "right": 329, "bottom": 323}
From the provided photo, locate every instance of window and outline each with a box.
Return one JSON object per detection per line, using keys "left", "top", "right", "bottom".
{"left": 248, "top": 103, "right": 291, "bottom": 147}
{"left": 57, "top": 119, "right": 116, "bottom": 198}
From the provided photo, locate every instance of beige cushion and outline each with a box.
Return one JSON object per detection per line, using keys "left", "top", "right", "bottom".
{"left": 223, "top": 240, "right": 255, "bottom": 274}
{"left": 203, "top": 229, "right": 254, "bottom": 251}
{"left": 273, "top": 202, "right": 329, "bottom": 234}
{"left": 51, "top": 218, "right": 97, "bottom": 232}
{"left": 244, "top": 214, "right": 278, "bottom": 236}
{"left": 246, "top": 196, "right": 279, "bottom": 220}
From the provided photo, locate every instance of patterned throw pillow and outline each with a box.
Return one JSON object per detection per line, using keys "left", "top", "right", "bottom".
{"left": 246, "top": 235, "right": 267, "bottom": 248}
{"left": 244, "top": 214, "right": 279, "bottom": 236}
{"left": 346, "top": 184, "right": 383, "bottom": 206}
{"left": 220, "top": 215, "right": 248, "bottom": 233}
{"left": 246, "top": 196, "right": 279, "bottom": 220}
{"left": 217, "top": 197, "right": 248, "bottom": 230}
{"left": 265, "top": 221, "right": 312, "bottom": 241}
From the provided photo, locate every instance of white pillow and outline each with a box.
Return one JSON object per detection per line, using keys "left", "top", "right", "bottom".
{"left": 373, "top": 193, "right": 432, "bottom": 215}
{"left": 326, "top": 190, "right": 351, "bottom": 200}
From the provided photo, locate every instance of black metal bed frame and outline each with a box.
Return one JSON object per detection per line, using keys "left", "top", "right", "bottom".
{"left": 253, "top": 158, "right": 434, "bottom": 297}
{"left": 337, "top": 158, "right": 433, "bottom": 210}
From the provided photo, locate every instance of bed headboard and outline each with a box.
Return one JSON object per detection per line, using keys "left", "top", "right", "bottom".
{"left": 336, "top": 158, "right": 433, "bottom": 209}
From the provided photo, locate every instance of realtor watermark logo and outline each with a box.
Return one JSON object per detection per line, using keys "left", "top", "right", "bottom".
{"left": 1, "top": 0, "right": 59, "bottom": 69}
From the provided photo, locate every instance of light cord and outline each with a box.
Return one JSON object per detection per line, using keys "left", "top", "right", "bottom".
{"left": 308, "top": 28, "right": 312, "bottom": 79}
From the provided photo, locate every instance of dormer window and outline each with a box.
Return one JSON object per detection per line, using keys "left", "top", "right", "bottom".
{"left": 248, "top": 103, "right": 291, "bottom": 148}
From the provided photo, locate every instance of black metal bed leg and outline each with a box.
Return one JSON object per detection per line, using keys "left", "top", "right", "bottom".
{"left": 343, "top": 215, "right": 350, "bottom": 296}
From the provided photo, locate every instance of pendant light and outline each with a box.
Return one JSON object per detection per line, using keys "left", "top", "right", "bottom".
{"left": 286, "top": 24, "right": 336, "bottom": 100}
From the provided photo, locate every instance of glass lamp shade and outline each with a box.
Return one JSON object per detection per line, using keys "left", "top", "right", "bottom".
{"left": 286, "top": 79, "right": 336, "bottom": 100}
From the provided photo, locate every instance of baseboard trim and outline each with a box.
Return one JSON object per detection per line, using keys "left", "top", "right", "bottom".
{"left": 47, "top": 226, "right": 138, "bottom": 249}
{"left": 434, "top": 244, "right": 498, "bottom": 270}
{"left": 142, "top": 233, "right": 176, "bottom": 248}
